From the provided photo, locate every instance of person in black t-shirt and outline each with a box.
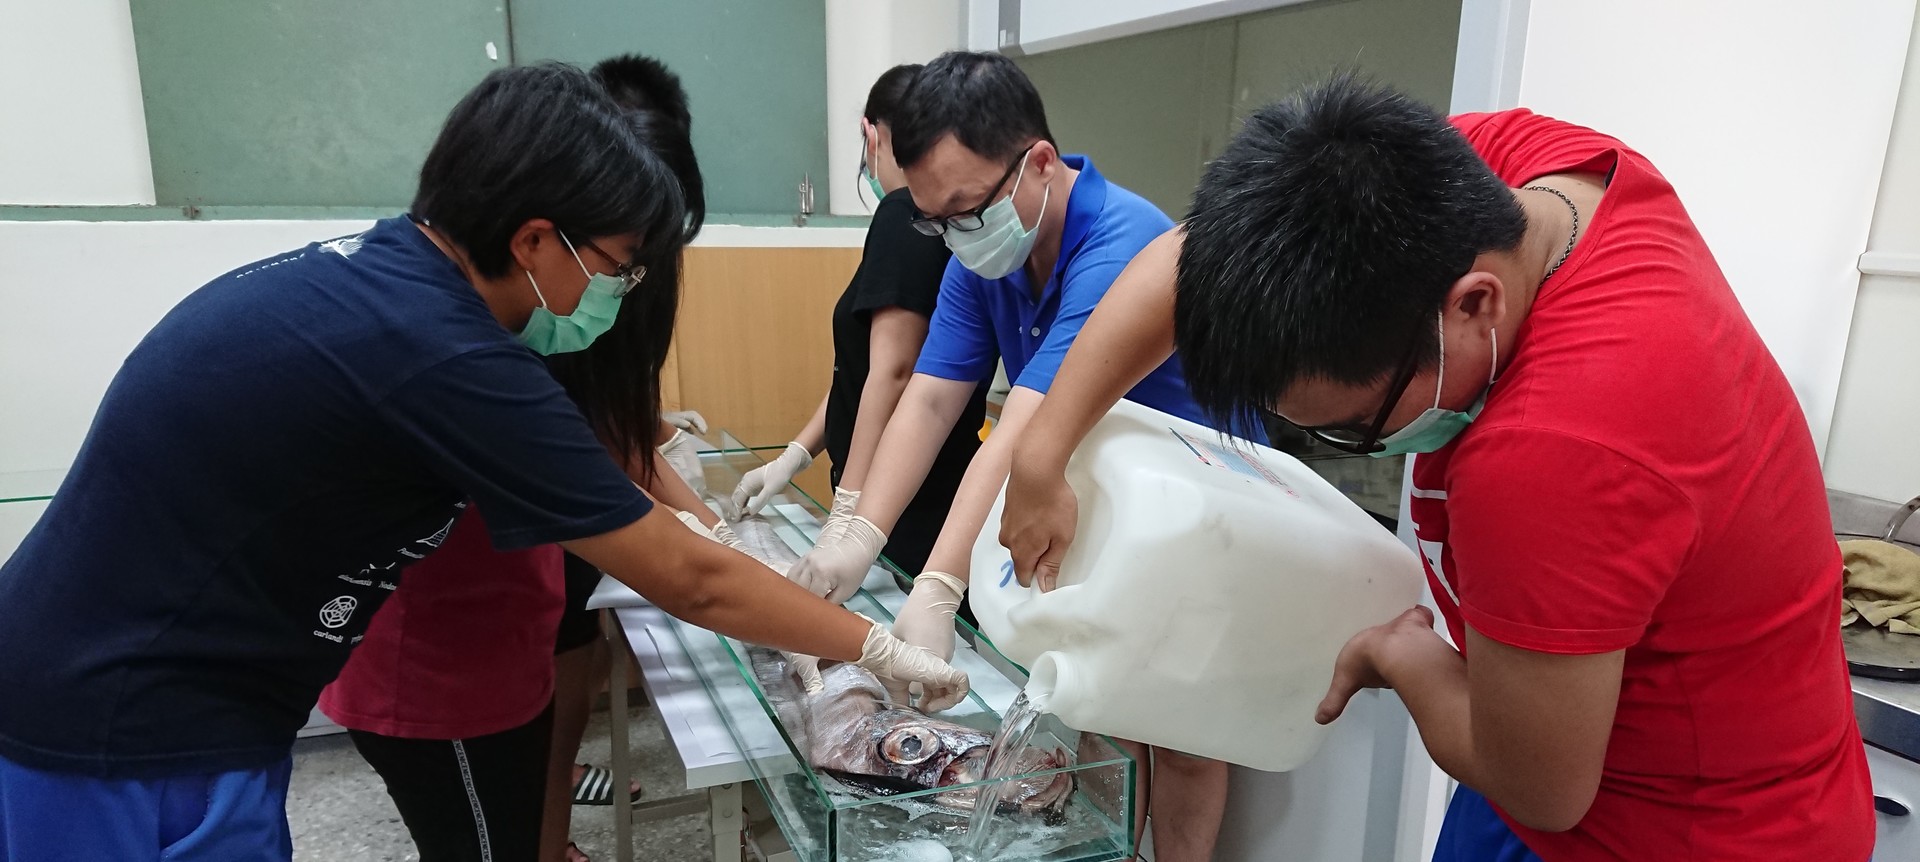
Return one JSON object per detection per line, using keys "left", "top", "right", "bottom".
{"left": 732, "top": 65, "right": 986, "bottom": 585}
{"left": 0, "top": 62, "right": 966, "bottom": 862}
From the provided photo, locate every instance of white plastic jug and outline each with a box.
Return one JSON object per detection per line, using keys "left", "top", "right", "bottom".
{"left": 970, "top": 399, "right": 1423, "bottom": 772}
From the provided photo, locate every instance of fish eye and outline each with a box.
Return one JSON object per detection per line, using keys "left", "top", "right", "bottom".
{"left": 880, "top": 727, "right": 942, "bottom": 765}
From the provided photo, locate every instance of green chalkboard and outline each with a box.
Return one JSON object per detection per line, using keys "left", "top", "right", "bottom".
{"left": 507, "top": 0, "right": 830, "bottom": 216}
{"left": 130, "top": 0, "right": 511, "bottom": 208}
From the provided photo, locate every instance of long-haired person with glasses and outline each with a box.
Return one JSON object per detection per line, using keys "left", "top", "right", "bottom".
{"left": 0, "top": 60, "right": 966, "bottom": 862}
{"left": 729, "top": 64, "right": 981, "bottom": 588}
{"left": 780, "top": 50, "right": 1263, "bottom": 862}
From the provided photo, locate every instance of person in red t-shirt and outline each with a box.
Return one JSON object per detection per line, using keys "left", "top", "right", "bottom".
{"left": 320, "top": 507, "right": 565, "bottom": 861}
{"left": 995, "top": 74, "right": 1872, "bottom": 861}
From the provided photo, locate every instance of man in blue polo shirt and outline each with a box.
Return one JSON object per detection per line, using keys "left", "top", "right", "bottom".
{"left": 778, "top": 51, "right": 1248, "bottom": 862}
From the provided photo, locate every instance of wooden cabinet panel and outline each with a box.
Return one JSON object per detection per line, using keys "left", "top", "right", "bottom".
{"left": 667, "top": 246, "right": 861, "bottom": 502}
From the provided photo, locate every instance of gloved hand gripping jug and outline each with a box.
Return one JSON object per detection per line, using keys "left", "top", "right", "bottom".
{"left": 971, "top": 400, "right": 1423, "bottom": 771}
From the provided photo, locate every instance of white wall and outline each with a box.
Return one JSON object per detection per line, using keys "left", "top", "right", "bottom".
{"left": 0, "top": 220, "right": 378, "bottom": 476}
{"left": 0, "top": 0, "right": 154, "bottom": 205}
{"left": 0, "top": 219, "right": 374, "bottom": 558}
{"left": 824, "top": 0, "right": 965, "bottom": 215}
{"left": 1825, "top": 9, "right": 1920, "bottom": 505}
{"left": 1214, "top": 690, "right": 1413, "bottom": 861}
{"left": 1010, "top": 0, "right": 1309, "bottom": 54}
{"left": 1504, "top": 0, "right": 1914, "bottom": 456}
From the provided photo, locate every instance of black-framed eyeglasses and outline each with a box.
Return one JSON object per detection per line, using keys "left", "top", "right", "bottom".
{"left": 574, "top": 235, "right": 648, "bottom": 298}
{"left": 1287, "top": 338, "right": 1425, "bottom": 455}
{"left": 908, "top": 143, "right": 1037, "bottom": 237}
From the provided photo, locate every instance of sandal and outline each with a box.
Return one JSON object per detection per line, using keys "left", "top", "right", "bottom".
{"left": 570, "top": 763, "right": 643, "bottom": 806}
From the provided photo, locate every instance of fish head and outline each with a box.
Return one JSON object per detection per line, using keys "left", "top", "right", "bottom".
{"left": 809, "top": 672, "right": 1075, "bottom": 817}
{"left": 932, "top": 730, "right": 1076, "bottom": 820}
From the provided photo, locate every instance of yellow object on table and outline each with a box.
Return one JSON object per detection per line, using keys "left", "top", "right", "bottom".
{"left": 1841, "top": 539, "right": 1920, "bottom": 635}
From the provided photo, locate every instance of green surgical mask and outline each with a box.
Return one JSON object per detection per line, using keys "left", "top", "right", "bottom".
{"left": 517, "top": 232, "right": 624, "bottom": 355}
{"left": 865, "top": 169, "right": 886, "bottom": 202}
{"left": 1370, "top": 314, "right": 1498, "bottom": 458}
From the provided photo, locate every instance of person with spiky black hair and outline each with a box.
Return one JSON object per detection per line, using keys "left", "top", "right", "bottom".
{"left": 998, "top": 74, "right": 1872, "bottom": 862}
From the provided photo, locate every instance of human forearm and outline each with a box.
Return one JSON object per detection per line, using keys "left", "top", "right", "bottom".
{"left": 840, "top": 363, "right": 914, "bottom": 490}
{"left": 565, "top": 510, "right": 868, "bottom": 659}
{"left": 852, "top": 374, "right": 973, "bottom": 533}
{"left": 921, "top": 386, "right": 1041, "bottom": 578}
{"left": 842, "top": 307, "right": 930, "bottom": 490}
{"left": 794, "top": 391, "right": 830, "bottom": 456}
{"left": 635, "top": 449, "right": 719, "bottom": 528}
{"left": 1343, "top": 619, "right": 1615, "bottom": 833}
{"left": 1374, "top": 627, "right": 1483, "bottom": 791}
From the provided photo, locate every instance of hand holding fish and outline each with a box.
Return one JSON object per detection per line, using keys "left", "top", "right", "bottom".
{"left": 660, "top": 410, "right": 708, "bottom": 435}
{"left": 707, "top": 520, "right": 751, "bottom": 554}
{"left": 885, "top": 572, "right": 966, "bottom": 707}
{"left": 787, "top": 515, "right": 887, "bottom": 603}
{"left": 732, "top": 441, "right": 814, "bottom": 515}
{"left": 783, "top": 651, "right": 826, "bottom": 694}
{"left": 857, "top": 621, "right": 970, "bottom": 713}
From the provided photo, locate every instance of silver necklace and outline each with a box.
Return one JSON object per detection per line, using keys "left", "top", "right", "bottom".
{"left": 1524, "top": 185, "right": 1580, "bottom": 280}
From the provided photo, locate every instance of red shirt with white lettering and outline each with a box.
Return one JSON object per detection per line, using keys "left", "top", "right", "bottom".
{"left": 320, "top": 506, "right": 563, "bottom": 739}
{"left": 1408, "top": 110, "right": 1871, "bottom": 860}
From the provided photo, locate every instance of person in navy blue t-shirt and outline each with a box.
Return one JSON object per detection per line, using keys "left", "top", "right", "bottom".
{"left": 0, "top": 62, "right": 965, "bottom": 862}
{"left": 772, "top": 52, "right": 1249, "bottom": 862}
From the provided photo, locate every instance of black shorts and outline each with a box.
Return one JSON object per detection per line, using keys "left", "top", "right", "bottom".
{"left": 554, "top": 552, "right": 601, "bottom": 655}
{"left": 349, "top": 704, "right": 555, "bottom": 862}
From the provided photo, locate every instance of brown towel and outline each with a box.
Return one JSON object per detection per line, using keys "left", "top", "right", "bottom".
{"left": 1841, "top": 539, "right": 1920, "bottom": 635}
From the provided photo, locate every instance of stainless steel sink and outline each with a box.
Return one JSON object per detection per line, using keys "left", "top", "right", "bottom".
{"left": 1831, "top": 489, "right": 1920, "bottom": 549}
{"left": 1835, "top": 489, "right": 1920, "bottom": 761}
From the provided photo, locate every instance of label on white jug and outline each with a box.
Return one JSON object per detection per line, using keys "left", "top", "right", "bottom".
{"left": 1170, "top": 430, "right": 1297, "bottom": 496}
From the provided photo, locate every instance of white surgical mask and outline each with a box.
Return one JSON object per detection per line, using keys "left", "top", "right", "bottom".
{"left": 945, "top": 151, "right": 1048, "bottom": 279}
{"left": 1370, "top": 312, "right": 1498, "bottom": 458}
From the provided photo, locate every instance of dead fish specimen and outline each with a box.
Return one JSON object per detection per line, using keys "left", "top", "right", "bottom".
{"left": 751, "top": 651, "right": 1074, "bottom": 818}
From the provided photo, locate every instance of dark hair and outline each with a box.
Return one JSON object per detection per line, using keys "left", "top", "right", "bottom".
{"left": 540, "top": 55, "right": 708, "bottom": 480}
{"left": 864, "top": 63, "right": 922, "bottom": 125}
{"left": 1173, "top": 73, "right": 1527, "bottom": 432}
{"left": 891, "top": 51, "right": 1053, "bottom": 168}
{"left": 412, "top": 62, "right": 687, "bottom": 280}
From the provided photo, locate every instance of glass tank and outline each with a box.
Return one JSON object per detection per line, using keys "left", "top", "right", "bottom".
{"left": 674, "top": 435, "right": 1135, "bottom": 862}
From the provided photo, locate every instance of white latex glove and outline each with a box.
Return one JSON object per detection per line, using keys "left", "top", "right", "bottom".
{"left": 708, "top": 520, "right": 750, "bottom": 554}
{"left": 787, "top": 515, "right": 886, "bottom": 604}
{"left": 829, "top": 486, "right": 861, "bottom": 521}
{"left": 783, "top": 651, "right": 825, "bottom": 695}
{"left": 856, "top": 622, "right": 969, "bottom": 713}
{"left": 661, "top": 410, "right": 708, "bottom": 435}
{"left": 658, "top": 428, "right": 708, "bottom": 494}
{"left": 884, "top": 572, "right": 966, "bottom": 705}
{"left": 731, "top": 442, "right": 812, "bottom": 515}
{"left": 672, "top": 509, "right": 707, "bottom": 535}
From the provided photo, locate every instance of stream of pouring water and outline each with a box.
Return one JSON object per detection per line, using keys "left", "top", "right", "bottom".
{"left": 959, "top": 690, "right": 1043, "bottom": 860}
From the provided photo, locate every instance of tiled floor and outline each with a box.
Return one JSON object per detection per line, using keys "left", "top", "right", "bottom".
{"left": 288, "top": 705, "right": 709, "bottom": 861}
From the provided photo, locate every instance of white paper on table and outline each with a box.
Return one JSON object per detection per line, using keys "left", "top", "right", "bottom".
{"left": 647, "top": 623, "right": 746, "bottom": 759}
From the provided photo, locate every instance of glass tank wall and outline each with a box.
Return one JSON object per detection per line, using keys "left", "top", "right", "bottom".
{"left": 676, "top": 436, "right": 1135, "bottom": 862}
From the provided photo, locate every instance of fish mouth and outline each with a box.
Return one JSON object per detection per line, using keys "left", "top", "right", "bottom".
{"left": 936, "top": 747, "right": 1075, "bottom": 817}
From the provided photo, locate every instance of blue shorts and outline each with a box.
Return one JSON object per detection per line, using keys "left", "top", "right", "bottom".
{"left": 1434, "top": 784, "right": 1543, "bottom": 862}
{"left": 0, "top": 751, "right": 292, "bottom": 862}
